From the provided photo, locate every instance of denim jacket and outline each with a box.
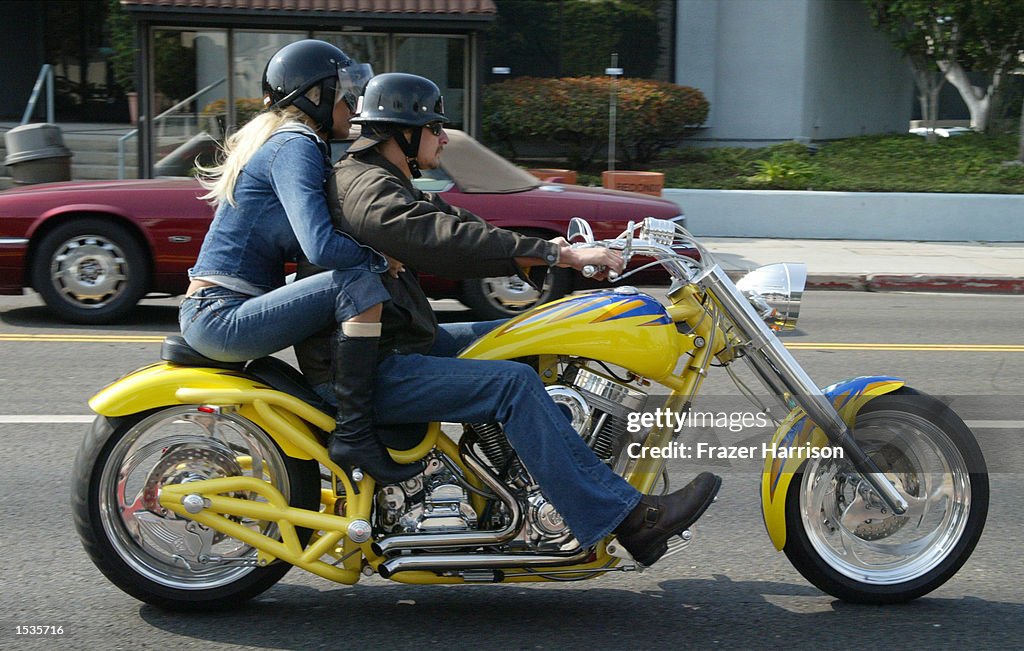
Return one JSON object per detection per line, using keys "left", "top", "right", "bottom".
{"left": 189, "top": 124, "right": 387, "bottom": 294}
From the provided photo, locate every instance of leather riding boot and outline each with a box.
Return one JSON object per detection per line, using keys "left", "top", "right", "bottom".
{"left": 327, "top": 330, "right": 424, "bottom": 485}
{"left": 614, "top": 472, "right": 722, "bottom": 566}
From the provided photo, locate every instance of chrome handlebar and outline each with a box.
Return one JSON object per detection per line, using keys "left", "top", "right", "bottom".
{"left": 570, "top": 217, "right": 707, "bottom": 285}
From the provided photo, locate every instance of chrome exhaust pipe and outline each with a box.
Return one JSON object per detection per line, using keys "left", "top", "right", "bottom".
{"left": 372, "top": 444, "right": 523, "bottom": 556}
{"left": 378, "top": 548, "right": 591, "bottom": 579}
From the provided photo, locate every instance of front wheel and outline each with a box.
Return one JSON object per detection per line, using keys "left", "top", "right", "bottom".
{"left": 783, "top": 389, "right": 988, "bottom": 603}
{"left": 71, "top": 406, "right": 320, "bottom": 610}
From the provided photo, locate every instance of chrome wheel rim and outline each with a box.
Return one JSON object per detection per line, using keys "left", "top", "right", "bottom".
{"left": 49, "top": 233, "right": 129, "bottom": 308}
{"left": 98, "top": 407, "right": 290, "bottom": 590}
{"left": 800, "top": 410, "right": 971, "bottom": 585}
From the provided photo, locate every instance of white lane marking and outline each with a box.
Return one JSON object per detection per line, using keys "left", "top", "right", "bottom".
{"left": 966, "top": 420, "right": 1024, "bottom": 429}
{"left": 0, "top": 415, "right": 95, "bottom": 423}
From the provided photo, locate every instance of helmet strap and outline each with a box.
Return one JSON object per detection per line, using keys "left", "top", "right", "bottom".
{"left": 393, "top": 129, "right": 423, "bottom": 179}
{"left": 287, "top": 78, "right": 334, "bottom": 135}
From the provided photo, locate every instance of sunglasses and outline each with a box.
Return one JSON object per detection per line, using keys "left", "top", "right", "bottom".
{"left": 424, "top": 122, "right": 444, "bottom": 136}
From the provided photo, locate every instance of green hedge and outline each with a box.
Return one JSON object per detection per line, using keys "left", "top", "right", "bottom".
{"left": 483, "top": 77, "right": 708, "bottom": 169}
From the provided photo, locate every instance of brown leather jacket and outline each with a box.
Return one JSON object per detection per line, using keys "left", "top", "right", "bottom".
{"left": 294, "top": 150, "right": 559, "bottom": 384}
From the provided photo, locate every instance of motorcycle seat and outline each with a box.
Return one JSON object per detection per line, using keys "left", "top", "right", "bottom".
{"left": 161, "top": 336, "right": 245, "bottom": 371}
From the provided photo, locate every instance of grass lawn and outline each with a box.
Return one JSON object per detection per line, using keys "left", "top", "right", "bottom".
{"left": 575, "top": 132, "right": 1024, "bottom": 193}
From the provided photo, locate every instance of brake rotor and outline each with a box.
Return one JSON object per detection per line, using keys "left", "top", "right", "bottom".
{"left": 840, "top": 443, "right": 918, "bottom": 541}
{"left": 141, "top": 437, "right": 247, "bottom": 515}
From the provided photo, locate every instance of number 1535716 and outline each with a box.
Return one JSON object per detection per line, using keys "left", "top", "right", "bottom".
{"left": 16, "top": 626, "right": 64, "bottom": 635}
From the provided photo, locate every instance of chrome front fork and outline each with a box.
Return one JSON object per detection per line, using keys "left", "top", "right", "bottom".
{"left": 698, "top": 265, "right": 908, "bottom": 515}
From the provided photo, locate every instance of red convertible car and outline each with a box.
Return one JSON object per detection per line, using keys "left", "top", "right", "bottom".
{"left": 0, "top": 130, "right": 684, "bottom": 324}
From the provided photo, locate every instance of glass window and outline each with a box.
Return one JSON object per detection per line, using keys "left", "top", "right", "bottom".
{"left": 151, "top": 28, "right": 227, "bottom": 177}
{"left": 394, "top": 35, "right": 467, "bottom": 130}
{"left": 231, "top": 31, "right": 304, "bottom": 132}
{"left": 315, "top": 32, "right": 389, "bottom": 73}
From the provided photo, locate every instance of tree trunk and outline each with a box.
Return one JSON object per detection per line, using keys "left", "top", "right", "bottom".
{"left": 939, "top": 60, "right": 991, "bottom": 132}
{"left": 911, "top": 59, "right": 945, "bottom": 144}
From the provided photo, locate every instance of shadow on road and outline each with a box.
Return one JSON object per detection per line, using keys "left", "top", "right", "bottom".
{"left": 139, "top": 574, "right": 1019, "bottom": 648}
{"left": 0, "top": 303, "right": 180, "bottom": 332}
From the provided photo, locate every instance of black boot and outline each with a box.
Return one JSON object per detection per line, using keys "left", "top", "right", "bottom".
{"left": 614, "top": 472, "right": 722, "bottom": 566}
{"left": 328, "top": 331, "right": 424, "bottom": 485}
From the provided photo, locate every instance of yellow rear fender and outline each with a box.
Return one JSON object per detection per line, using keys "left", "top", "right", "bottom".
{"left": 89, "top": 363, "right": 330, "bottom": 461}
{"left": 761, "top": 376, "right": 905, "bottom": 550}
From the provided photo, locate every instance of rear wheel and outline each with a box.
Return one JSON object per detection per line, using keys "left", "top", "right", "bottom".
{"left": 71, "top": 406, "right": 320, "bottom": 610}
{"left": 783, "top": 389, "right": 988, "bottom": 603}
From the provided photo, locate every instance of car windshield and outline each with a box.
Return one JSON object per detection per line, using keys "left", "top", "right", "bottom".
{"left": 436, "top": 129, "right": 540, "bottom": 194}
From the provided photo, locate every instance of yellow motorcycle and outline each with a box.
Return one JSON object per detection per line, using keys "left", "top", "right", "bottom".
{"left": 72, "top": 217, "right": 987, "bottom": 609}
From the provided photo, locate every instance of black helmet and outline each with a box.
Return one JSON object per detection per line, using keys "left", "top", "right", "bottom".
{"left": 261, "top": 39, "right": 373, "bottom": 134}
{"left": 350, "top": 73, "right": 448, "bottom": 128}
{"left": 347, "top": 73, "right": 447, "bottom": 177}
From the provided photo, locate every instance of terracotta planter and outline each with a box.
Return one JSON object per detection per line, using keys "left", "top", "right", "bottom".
{"left": 601, "top": 171, "right": 664, "bottom": 196}
{"left": 527, "top": 168, "right": 577, "bottom": 184}
{"left": 126, "top": 92, "right": 139, "bottom": 125}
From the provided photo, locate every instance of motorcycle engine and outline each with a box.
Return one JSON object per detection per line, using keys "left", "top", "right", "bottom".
{"left": 375, "top": 363, "right": 650, "bottom": 549}
{"left": 376, "top": 455, "right": 478, "bottom": 535}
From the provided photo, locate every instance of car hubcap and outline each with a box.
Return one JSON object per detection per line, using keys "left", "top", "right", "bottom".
{"left": 480, "top": 275, "right": 547, "bottom": 313}
{"left": 49, "top": 234, "right": 128, "bottom": 308}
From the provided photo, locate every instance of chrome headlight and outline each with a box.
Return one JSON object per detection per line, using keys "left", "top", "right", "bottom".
{"left": 734, "top": 263, "right": 807, "bottom": 331}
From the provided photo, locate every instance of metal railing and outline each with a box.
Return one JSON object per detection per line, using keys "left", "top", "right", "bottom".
{"left": 22, "top": 64, "right": 55, "bottom": 125}
{"left": 118, "top": 77, "right": 226, "bottom": 179}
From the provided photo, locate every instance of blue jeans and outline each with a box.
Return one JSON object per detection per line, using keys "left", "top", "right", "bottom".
{"left": 314, "top": 321, "right": 641, "bottom": 547}
{"left": 179, "top": 270, "right": 388, "bottom": 362}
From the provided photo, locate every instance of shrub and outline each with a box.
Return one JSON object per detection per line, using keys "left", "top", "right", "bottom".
{"left": 748, "top": 151, "right": 820, "bottom": 189}
{"left": 483, "top": 76, "right": 708, "bottom": 169}
{"left": 200, "top": 98, "right": 265, "bottom": 134}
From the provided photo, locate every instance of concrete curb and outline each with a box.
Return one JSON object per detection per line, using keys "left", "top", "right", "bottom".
{"left": 805, "top": 274, "right": 1024, "bottom": 295}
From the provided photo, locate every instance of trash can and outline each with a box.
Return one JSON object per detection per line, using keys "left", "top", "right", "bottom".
{"left": 4, "top": 123, "right": 72, "bottom": 185}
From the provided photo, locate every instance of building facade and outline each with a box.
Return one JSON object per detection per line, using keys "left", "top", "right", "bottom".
{"left": 676, "top": 0, "right": 916, "bottom": 146}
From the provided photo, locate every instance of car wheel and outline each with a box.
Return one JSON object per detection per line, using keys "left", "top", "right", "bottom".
{"left": 461, "top": 266, "right": 572, "bottom": 320}
{"left": 30, "top": 218, "right": 149, "bottom": 324}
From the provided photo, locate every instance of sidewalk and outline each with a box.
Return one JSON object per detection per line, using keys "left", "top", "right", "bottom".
{"left": 702, "top": 238, "right": 1024, "bottom": 294}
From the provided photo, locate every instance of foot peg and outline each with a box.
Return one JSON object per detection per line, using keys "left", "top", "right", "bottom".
{"left": 607, "top": 529, "right": 694, "bottom": 568}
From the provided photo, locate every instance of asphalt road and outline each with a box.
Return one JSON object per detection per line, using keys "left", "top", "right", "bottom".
{"left": 1, "top": 290, "right": 1022, "bottom": 650}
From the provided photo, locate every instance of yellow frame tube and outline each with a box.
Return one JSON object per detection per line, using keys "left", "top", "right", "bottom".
{"left": 159, "top": 477, "right": 364, "bottom": 583}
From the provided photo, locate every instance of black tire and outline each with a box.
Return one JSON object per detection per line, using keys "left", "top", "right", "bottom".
{"left": 30, "top": 217, "right": 149, "bottom": 324}
{"left": 71, "top": 407, "right": 320, "bottom": 611}
{"left": 783, "top": 388, "right": 988, "bottom": 604}
{"left": 460, "top": 229, "right": 572, "bottom": 320}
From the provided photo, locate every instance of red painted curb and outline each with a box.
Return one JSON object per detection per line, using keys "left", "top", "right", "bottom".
{"left": 866, "top": 274, "right": 1024, "bottom": 295}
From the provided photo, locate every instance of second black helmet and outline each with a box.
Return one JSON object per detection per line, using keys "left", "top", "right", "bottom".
{"left": 350, "top": 73, "right": 448, "bottom": 128}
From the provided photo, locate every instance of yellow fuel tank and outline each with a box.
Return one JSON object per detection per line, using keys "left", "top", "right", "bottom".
{"left": 461, "top": 289, "right": 684, "bottom": 380}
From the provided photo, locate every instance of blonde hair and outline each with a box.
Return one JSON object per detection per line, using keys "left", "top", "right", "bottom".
{"left": 198, "top": 88, "right": 324, "bottom": 207}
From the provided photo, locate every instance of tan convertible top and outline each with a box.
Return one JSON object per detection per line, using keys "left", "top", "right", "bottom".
{"left": 440, "top": 129, "right": 541, "bottom": 194}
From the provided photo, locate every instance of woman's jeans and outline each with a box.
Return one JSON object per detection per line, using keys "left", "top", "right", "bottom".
{"left": 179, "top": 270, "right": 388, "bottom": 362}
{"left": 314, "top": 321, "right": 642, "bottom": 548}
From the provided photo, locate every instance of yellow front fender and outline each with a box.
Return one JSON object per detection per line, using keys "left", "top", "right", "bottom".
{"left": 89, "top": 363, "right": 329, "bottom": 461}
{"left": 761, "top": 376, "right": 905, "bottom": 550}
